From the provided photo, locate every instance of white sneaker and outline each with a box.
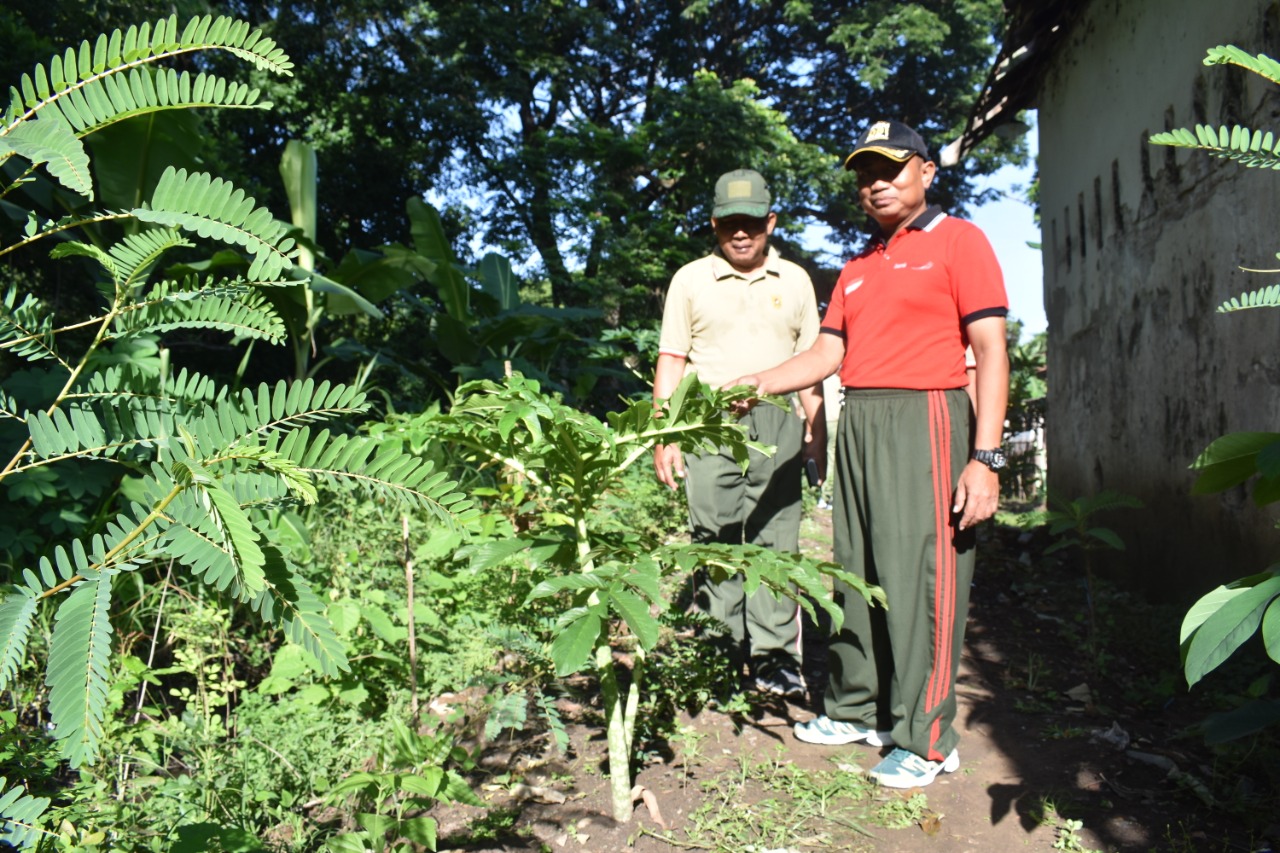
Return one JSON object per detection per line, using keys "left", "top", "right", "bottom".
{"left": 866, "top": 747, "right": 960, "bottom": 788}
{"left": 793, "top": 716, "right": 894, "bottom": 747}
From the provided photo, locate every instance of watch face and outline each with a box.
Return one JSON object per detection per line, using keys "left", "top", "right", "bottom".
{"left": 975, "top": 449, "right": 1006, "bottom": 470}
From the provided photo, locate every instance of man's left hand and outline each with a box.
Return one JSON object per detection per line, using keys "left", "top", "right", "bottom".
{"left": 952, "top": 461, "right": 999, "bottom": 530}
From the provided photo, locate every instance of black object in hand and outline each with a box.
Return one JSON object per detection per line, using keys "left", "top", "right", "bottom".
{"left": 805, "top": 458, "right": 820, "bottom": 488}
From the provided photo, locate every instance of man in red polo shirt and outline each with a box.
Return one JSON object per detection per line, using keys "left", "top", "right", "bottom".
{"left": 729, "top": 120, "right": 1009, "bottom": 787}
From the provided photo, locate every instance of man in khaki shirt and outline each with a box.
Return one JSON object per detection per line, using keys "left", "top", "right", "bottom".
{"left": 652, "top": 169, "right": 826, "bottom": 698}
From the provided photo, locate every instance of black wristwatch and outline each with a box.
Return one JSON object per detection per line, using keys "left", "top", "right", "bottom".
{"left": 971, "top": 448, "right": 1007, "bottom": 471}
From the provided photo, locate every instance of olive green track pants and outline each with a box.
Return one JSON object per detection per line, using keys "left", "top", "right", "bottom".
{"left": 826, "top": 388, "right": 976, "bottom": 762}
{"left": 685, "top": 401, "right": 803, "bottom": 671}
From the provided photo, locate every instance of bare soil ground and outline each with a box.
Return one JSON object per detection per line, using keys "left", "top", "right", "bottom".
{"left": 431, "top": 512, "right": 1275, "bottom": 853}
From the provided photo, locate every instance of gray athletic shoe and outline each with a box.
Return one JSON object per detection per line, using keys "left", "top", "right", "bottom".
{"left": 793, "top": 715, "right": 894, "bottom": 746}
{"left": 753, "top": 668, "right": 805, "bottom": 699}
{"left": 866, "top": 747, "right": 959, "bottom": 787}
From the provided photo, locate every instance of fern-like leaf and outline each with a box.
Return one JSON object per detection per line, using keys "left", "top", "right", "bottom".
{"left": 25, "top": 403, "right": 129, "bottom": 462}
{"left": 0, "top": 286, "right": 60, "bottom": 363}
{"left": 50, "top": 229, "right": 192, "bottom": 293}
{"left": 114, "top": 282, "right": 286, "bottom": 343}
{"left": 5, "top": 14, "right": 291, "bottom": 127}
{"left": 45, "top": 573, "right": 115, "bottom": 767}
{"left": 0, "top": 587, "right": 39, "bottom": 692}
{"left": 0, "top": 117, "right": 91, "bottom": 197}
{"left": 1204, "top": 45, "right": 1280, "bottom": 85}
{"left": 170, "top": 459, "right": 265, "bottom": 594}
{"left": 1149, "top": 123, "right": 1280, "bottom": 170}
{"left": 1218, "top": 284, "right": 1280, "bottom": 312}
{"left": 161, "top": 494, "right": 243, "bottom": 594}
{"left": 37, "top": 68, "right": 269, "bottom": 140}
{"left": 134, "top": 167, "right": 297, "bottom": 280}
{"left": 22, "top": 519, "right": 161, "bottom": 602}
{"left": 73, "top": 364, "right": 223, "bottom": 404}
{"left": 0, "top": 776, "right": 51, "bottom": 851}
{"left": 183, "top": 379, "right": 367, "bottom": 453}
{"left": 245, "top": 548, "right": 350, "bottom": 675}
{"left": 108, "top": 230, "right": 193, "bottom": 287}
{"left": 270, "top": 428, "right": 478, "bottom": 526}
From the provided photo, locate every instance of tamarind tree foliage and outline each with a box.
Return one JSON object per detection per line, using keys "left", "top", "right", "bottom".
{"left": 0, "top": 15, "right": 477, "bottom": 846}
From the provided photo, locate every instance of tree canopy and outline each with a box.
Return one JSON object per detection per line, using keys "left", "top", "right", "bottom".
{"left": 3, "top": 0, "right": 1025, "bottom": 332}
{"left": 209, "top": 0, "right": 1024, "bottom": 321}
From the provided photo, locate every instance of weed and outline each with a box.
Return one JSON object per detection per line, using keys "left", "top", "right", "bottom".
{"left": 1041, "top": 723, "right": 1088, "bottom": 740}
{"left": 450, "top": 807, "right": 520, "bottom": 845}
{"left": 669, "top": 725, "right": 708, "bottom": 789}
{"left": 636, "top": 748, "right": 951, "bottom": 851}
{"left": 1031, "top": 798, "right": 1103, "bottom": 853}
{"left": 874, "top": 791, "right": 929, "bottom": 828}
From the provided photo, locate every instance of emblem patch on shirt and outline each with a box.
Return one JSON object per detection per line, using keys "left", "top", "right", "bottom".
{"left": 844, "top": 278, "right": 864, "bottom": 295}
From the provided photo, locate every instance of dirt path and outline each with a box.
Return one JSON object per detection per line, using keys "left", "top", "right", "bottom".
{"left": 437, "top": 510, "right": 1245, "bottom": 852}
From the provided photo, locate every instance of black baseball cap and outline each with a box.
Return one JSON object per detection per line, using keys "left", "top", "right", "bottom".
{"left": 843, "top": 120, "right": 930, "bottom": 170}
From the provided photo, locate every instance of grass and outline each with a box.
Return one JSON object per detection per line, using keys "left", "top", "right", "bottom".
{"left": 634, "top": 746, "right": 939, "bottom": 852}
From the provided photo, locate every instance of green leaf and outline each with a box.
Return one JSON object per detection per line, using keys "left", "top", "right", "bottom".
{"left": 3, "top": 117, "right": 93, "bottom": 198}
{"left": 550, "top": 609, "right": 601, "bottom": 677}
{"left": 1201, "top": 699, "right": 1280, "bottom": 745}
{"left": 246, "top": 549, "right": 349, "bottom": 676}
{"left": 1179, "top": 571, "right": 1275, "bottom": 641}
{"left": 408, "top": 198, "right": 470, "bottom": 321}
{"left": 525, "top": 573, "right": 608, "bottom": 603}
{"left": 1263, "top": 594, "right": 1280, "bottom": 666}
{"left": 460, "top": 537, "right": 532, "bottom": 571}
{"left": 478, "top": 252, "right": 519, "bottom": 310}
{"left": 46, "top": 575, "right": 115, "bottom": 766}
{"left": 355, "top": 812, "right": 396, "bottom": 840}
{"left": 440, "top": 770, "right": 484, "bottom": 806}
{"left": 1204, "top": 44, "right": 1280, "bottom": 86}
{"left": 664, "top": 371, "right": 697, "bottom": 423}
{"left": 399, "top": 815, "right": 438, "bottom": 847}
{"left": 0, "top": 776, "right": 52, "bottom": 851}
{"left": 1084, "top": 527, "right": 1125, "bottom": 551}
{"left": 623, "top": 560, "right": 664, "bottom": 604}
{"left": 136, "top": 166, "right": 296, "bottom": 281}
{"left": 607, "top": 587, "right": 659, "bottom": 650}
{"left": 1181, "top": 573, "right": 1280, "bottom": 688}
{"left": 397, "top": 770, "right": 444, "bottom": 798}
{"left": 322, "top": 833, "right": 372, "bottom": 853}
{"left": 1190, "top": 432, "right": 1280, "bottom": 494}
{"left": 308, "top": 270, "right": 383, "bottom": 319}
{"left": 198, "top": 480, "right": 266, "bottom": 593}
{"left": 279, "top": 139, "right": 317, "bottom": 268}
{"left": 0, "top": 588, "right": 39, "bottom": 693}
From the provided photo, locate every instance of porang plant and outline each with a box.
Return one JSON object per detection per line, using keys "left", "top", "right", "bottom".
{"left": 0, "top": 15, "right": 477, "bottom": 849}
{"left": 420, "top": 372, "right": 884, "bottom": 822}
{"left": 1151, "top": 45, "right": 1280, "bottom": 740}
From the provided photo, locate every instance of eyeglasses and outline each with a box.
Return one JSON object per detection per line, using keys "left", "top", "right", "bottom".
{"left": 713, "top": 216, "right": 769, "bottom": 235}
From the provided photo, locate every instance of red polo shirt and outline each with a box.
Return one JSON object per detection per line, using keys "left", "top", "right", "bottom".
{"left": 822, "top": 207, "right": 1007, "bottom": 389}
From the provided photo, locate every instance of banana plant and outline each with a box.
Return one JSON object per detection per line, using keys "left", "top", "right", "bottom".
{"left": 418, "top": 372, "right": 883, "bottom": 823}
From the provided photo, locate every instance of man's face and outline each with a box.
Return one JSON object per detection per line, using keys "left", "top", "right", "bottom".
{"left": 852, "top": 153, "right": 936, "bottom": 231}
{"left": 712, "top": 212, "right": 776, "bottom": 272}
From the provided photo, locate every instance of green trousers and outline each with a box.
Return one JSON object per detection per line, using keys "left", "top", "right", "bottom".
{"left": 827, "top": 388, "right": 976, "bottom": 762}
{"left": 685, "top": 401, "right": 802, "bottom": 672}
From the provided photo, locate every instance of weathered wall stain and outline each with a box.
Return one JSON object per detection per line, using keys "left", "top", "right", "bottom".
{"left": 1037, "top": 0, "right": 1280, "bottom": 598}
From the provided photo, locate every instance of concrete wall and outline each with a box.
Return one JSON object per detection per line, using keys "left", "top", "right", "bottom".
{"left": 1036, "top": 0, "right": 1280, "bottom": 599}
